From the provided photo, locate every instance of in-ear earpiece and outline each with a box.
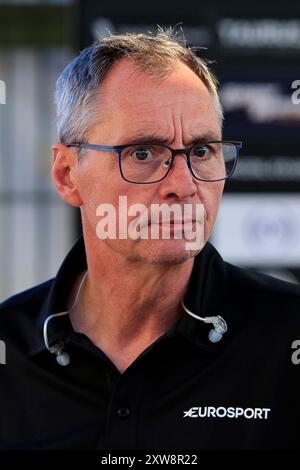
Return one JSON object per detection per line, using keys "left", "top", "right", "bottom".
{"left": 49, "top": 341, "right": 70, "bottom": 366}
{"left": 181, "top": 301, "right": 227, "bottom": 343}
{"left": 43, "top": 270, "right": 88, "bottom": 366}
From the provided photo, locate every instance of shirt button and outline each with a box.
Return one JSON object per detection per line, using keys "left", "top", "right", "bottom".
{"left": 117, "top": 407, "right": 130, "bottom": 418}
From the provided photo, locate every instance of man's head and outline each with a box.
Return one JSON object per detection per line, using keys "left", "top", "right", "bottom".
{"left": 55, "top": 29, "right": 223, "bottom": 145}
{"left": 52, "top": 29, "right": 228, "bottom": 266}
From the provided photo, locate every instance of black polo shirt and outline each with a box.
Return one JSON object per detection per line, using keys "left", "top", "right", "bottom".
{"left": 0, "top": 236, "right": 300, "bottom": 451}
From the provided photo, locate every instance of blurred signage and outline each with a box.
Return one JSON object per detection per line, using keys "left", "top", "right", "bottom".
{"left": 217, "top": 19, "right": 300, "bottom": 51}
{"left": 213, "top": 194, "right": 300, "bottom": 267}
{"left": 219, "top": 74, "right": 300, "bottom": 156}
{"left": 232, "top": 156, "right": 300, "bottom": 183}
{"left": 90, "top": 17, "right": 300, "bottom": 53}
{"left": 91, "top": 18, "right": 211, "bottom": 46}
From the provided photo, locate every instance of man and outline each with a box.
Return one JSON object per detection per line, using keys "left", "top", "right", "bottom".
{"left": 0, "top": 30, "right": 300, "bottom": 451}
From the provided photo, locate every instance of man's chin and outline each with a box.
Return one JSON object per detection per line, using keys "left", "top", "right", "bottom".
{"left": 127, "top": 239, "right": 203, "bottom": 265}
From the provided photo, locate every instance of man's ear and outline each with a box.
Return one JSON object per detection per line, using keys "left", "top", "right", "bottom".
{"left": 51, "top": 143, "right": 83, "bottom": 207}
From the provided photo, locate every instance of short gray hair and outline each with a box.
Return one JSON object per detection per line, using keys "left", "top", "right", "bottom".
{"left": 55, "top": 28, "right": 223, "bottom": 144}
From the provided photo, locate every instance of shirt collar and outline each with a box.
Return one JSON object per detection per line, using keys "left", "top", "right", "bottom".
{"left": 29, "top": 236, "right": 230, "bottom": 356}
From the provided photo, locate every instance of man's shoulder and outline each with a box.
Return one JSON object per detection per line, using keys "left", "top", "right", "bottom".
{"left": 0, "top": 279, "right": 54, "bottom": 318}
{"left": 205, "top": 242, "right": 300, "bottom": 301}
{"left": 225, "top": 260, "right": 300, "bottom": 320}
{"left": 226, "top": 261, "right": 300, "bottom": 298}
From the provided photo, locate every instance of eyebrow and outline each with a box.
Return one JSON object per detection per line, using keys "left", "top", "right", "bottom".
{"left": 123, "top": 132, "right": 221, "bottom": 146}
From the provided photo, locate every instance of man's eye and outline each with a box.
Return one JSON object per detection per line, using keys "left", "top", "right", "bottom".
{"left": 132, "top": 148, "right": 153, "bottom": 161}
{"left": 192, "top": 145, "right": 208, "bottom": 158}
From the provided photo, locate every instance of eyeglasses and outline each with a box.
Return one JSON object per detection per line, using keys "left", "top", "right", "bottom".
{"left": 66, "top": 141, "right": 242, "bottom": 184}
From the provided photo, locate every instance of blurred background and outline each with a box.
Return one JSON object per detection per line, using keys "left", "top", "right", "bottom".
{"left": 0, "top": 0, "right": 299, "bottom": 300}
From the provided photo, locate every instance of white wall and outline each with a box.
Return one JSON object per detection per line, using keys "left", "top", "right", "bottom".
{"left": 0, "top": 47, "right": 76, "bottom": 301}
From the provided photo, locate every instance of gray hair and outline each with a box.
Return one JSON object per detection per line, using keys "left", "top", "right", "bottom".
{"left": 55, "top": 28, "right": 223, "bottom": 144}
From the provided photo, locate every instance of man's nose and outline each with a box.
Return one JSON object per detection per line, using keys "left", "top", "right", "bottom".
{"left": 159, "top": 153, "right": 198, "bottom": 200}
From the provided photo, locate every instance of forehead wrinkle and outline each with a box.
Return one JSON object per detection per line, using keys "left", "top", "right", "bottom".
{"left": 119, "top": 117, "right": 173, "bottom": 142}
{"left": 126, "top": 96, "right": 219, "bottom": 145}
{"left": 118, "top": 117, "right": 221, "bottom": 146}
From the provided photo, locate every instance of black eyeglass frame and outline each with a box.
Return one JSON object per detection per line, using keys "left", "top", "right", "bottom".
{"left": 66, "top": 141, "right": 242, "bottom": 184}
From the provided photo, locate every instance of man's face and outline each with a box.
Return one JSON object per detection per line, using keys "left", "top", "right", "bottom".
{"left": 74, "top": 58, "right": 224, "bottom": 265}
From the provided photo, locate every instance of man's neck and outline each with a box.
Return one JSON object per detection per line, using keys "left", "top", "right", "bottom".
{"left": 68, "top": 244, "right": 194, "bottom": 373}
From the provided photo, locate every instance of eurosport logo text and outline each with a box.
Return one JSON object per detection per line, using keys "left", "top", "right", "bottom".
{"left": 0, "top": 80, "right": 6, "bottom": 104}
{"left": 95, "top": 196, "right": 205, "bottom": 250}
{"left": 183, "top": 406, "right": 271, "bottom": 420}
